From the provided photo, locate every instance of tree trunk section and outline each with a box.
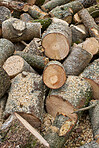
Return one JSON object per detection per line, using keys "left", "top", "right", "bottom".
{"left": 0, "top": 38, "right": 15, "bottom": 66}
{"left": 43, "top": 61, "right": 66, "bottom": 89}
{"left": 2, "top": 18, "right": 41, "bottom": 42}
{"left": 78, "top": 9, "right": 99, "bottom": 39}
{"left": 41, "top": 0, "right": 71, "bottom": 12}
{"left": 4, "top": 72, "right": 44, "bottom": 128}
{"left": 42, "top": 19, "right": 72, "bottom": 60}
{"left": 0, "top": 67, "right": 10, "bottom": 99}
{"left": 63, "top": 47, "right": 92, "bottom": 76}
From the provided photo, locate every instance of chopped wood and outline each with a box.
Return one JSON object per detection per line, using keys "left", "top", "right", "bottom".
{"left": 2, "top": 17, "right": 41, "bottom": 42}
{"left": 28, "top": 5, "right": 49, "bottom": 19}
{"left": 63, "top": 47, "right": 92, "bottom": 76}
{"left": 41, "top": 0, "right": 71, "bottom": 12}
{"left": 4, "top": 72, "right": 44, "bottom": 128}
{"left": 20, "top": 12, "right": 34, "bottom": 22}
{"left": 3, "top": 55, "right": 36, "bottom": 78}
{"left": 0, "top": 67, "right": 10, "bottom": 99}
{"left": 43, "top": 61, "right": 66, "bottom": 89}
{"left": 42, "top": 18, "right": 72, "bottom": 60}
{"left": 0, "top": 38, "right": 15, "bottom": 66}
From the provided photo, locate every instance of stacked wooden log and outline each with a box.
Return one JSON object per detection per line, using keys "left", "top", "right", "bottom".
{"left": 0, "top": 0, "right": 99, "bottom": 148}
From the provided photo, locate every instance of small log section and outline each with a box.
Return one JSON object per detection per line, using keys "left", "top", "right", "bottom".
{"left": 3, "top": 55, "right": 35, "bottom": 79}
{"left": 28, "top": 5, "right": 49, "bottom": 19}
{"left": 78, "top": 9, "right": 99, "bottom": 39}
{"left": 0, "top": 67, "right": 10, "bottom": 99}
{"left": 4, "top": 72, "right": 44, "bottom": 128}
{"left": 15, "top": 51, "right": 49, "bottom": 70}
{"left": 0, "top": 38, "right": 15, "bottom": 66}
{"left": 0, "top": 6, "right": 11, "bottom": 27}
{"left": 80, "top": 59, "right": 99, "bottom": 100}
{"left": 42, "top": 19, "right": 72, "bottom": 60}
{"left": 2, "top": 18, "right": 41, "bottom": 42}
{"left": 0, "top": 113, "right": 49, "bottom": 148}
{"left": 43, "top": 61, "right": 66, "bottom": 89}
{"left": 41, "top": 0, "right": 71, "bottom": 12}
{"left": 63, "top": 47, "right": 92, "bottom": 76}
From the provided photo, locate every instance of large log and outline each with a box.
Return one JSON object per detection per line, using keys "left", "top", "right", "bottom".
{"left": 4, "top": 72, "right": 44, "bottom": 128}
{"left": 43, "top": 61, "right": 66, "bottom": 89}
{"left": 0, "top": 38, "right": 15, "bottom": 66}
{"left": 0, "top": 113, "right": 49, "bottom": 148}
{"left": 3, "top": 55, "right": 35, "bottom": 79}
{"left": 41, "top": 0, "right": 71, "bottom": 12}
{"left": 0, "top": 67, "right": 10, "bottom": 99}
{"left": 80, "top": 59, "right": 99, "bottom": 100}
{"left": 78, "top": 9, "right": 99, "bottom": 39}
{"left": 2, "top": 18, "right": 41, "bottom": 42}
{"left": 63, "top": 46, "right": 92, "bottom": 76}
{"left": 42, "top": 18, "right": 72, "bottom": 60}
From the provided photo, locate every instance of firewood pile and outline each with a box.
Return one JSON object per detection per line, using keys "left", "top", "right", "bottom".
{"left": 0, "top": 0, "right": 99, "bottom": 147}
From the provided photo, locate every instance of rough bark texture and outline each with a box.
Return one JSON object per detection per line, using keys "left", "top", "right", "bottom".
{"left": 0, "top": 6, "right": 11, "bottom": 27}
{"left": 2, "top": 18, "right": 41, "bottom": 42}
{"left": 3, "top": 55, "right": 35, "bottom": 78}
{"left": 15, "top": 51, "right": 49, "bottom": 70}
{"left": 78, "top": 9, "right": 99, "bottom": 39}
{"left": 87, "top": 4, "right": 99, "bottom": 18}
{"left": 78, "top": 0, "right": 97, "bottom": 8}
{"left": 43, "top": 61, "right": 66, "bottom": 89}
{"left": 4, "top": 72, "right": 44, "bottom": 128}
{"left": 79, "top": 140, "right": 99, "bottom": 148}
{"left": 0, "top": 67, "right": 10, "bottom": 99}
{"left": 63, "top": 47, "right": 92, "bottom": 76}
{"left": 42, "top": 20, "right": 72, "bottom": 60}
{"left": 41, "top": 0, "right": 71, "bottom": 12}
{"left": 0, "top": 38, "right": 15, "bottom": 66}
{"left": 0, "top": 114, "right": 49, "bottom": 148}
{"left": 28, "top": 5, "right": 49, "bottom": 19}
{"left": 20, "top": 13, "right": 34, "bottom": 22}
{"left": 49, "top": 1, "right": 83, "bottom": 22}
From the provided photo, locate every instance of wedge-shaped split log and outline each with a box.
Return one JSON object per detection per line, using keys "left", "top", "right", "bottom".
{"left": 4, "top": 72, "right": 44, "bottom": 128}
{"left": 80, "top": 59, "right": 99, "bottom": 100}
{"left": 43, "top": 61, "right": 66, "bottom": 89}
{"left": 63, "top": 47, "right": 92, "bottom": 76}
{"left": 0, "top": 38, "right": 15, "bottom": 66}
{"left": 42, "top": 18, "right": 72, "bottom": 60}
{"left": 0, "top": 67, "right": 10, "bottom": 99}
{"left": 2, "top": 18, "right": 41, "bottom": 42}
{"left": 0, "top": 113, "right": 49, "bottom": 148}
{"left": 3, "top": 55, "right": 35, "bottom": 79}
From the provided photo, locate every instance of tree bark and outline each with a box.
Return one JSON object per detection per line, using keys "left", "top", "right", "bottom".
{"left": 79, "top": 140, "right": 99, "bottom": 148}
{"left": 20, "top": 13, "right": 34, "bottom": 22}
{"left": 0, "top": 38, "right": 15, "bottom": 66}
{"left": 63, "top": 47, "right": 92, "bottom": 76}
{"left": 78, "top": 9, "right": 99, "bottom": 39}
{"left": 4, "top": 72, "right": 44, "bottom": 128}
{"left": 78, "top": 0, "right": 97, "bottom": 8}
{"left": 0, "top": 67, "right": 10, "bottom": 99}
{"left": 43, "top": 61, "right": 66, "bottom": 89}
{"left": 42, "top": 18, "right": 72, "bottom": 60}
{"left": 2, "top": 18, "right": 41, "bottom": 42}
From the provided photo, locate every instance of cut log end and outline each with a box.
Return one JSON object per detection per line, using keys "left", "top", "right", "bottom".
{"left": 42, "top": 33, "right": 69, "bottom": 60}
{"left": 43, "top": 63, "right": 66, "bottom": 89}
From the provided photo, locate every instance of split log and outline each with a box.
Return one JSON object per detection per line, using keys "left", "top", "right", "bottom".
{"left": 41, "top": 0, "right": 71, "bottom": 12}
{"left": 78, "top": 9, "right": 99, "bottom": 39}
{"left": 78, "top": 0, "right": 97, "bottom": 8}
{"left": 0, "top": 38, "right": 15, "bottom": 66}
{"left": 20, "top": 13, "right": 34, "bottom": 22}
{"left": 79, "top": 140, "right": 99, "bottom": 148}
{"left": 28, "top": 5, "right": 49, "bottom": 19}
{"left": 3, "top": 55, "right": 35, "bottom": 79}
{"left": 80, "top": 59, "right": 99, "bottom": 100}
{"left": 0, "top": 113, "right": 49, "bottom": 148}
{"left": 4, "top": 72, "right": 44, "bottom": 128}
{"left": 42, "top": 18, "right": 72, "bottom": 60}
{"left": 0, "top": 6, "right": 11, "bottom": 27}
{"left": 43, "top": 61, "right": 66, "bottom": 89}
{"left": 70, "top": 24, "right": 88, "bottom": 43}
{"left": 49, "top": 1, "right": 83, "bottom": 23}
{"left": 15, "top": 51, "right": 49, "bottom": 70}
{"left": 63, "top": 47, "right": 92, "bottom": 76}
{"left": 2, "top": 18, "right": 41, "bottom": 42}
{"left": 0, "top": 67, "right": 10, "bottom": 99}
